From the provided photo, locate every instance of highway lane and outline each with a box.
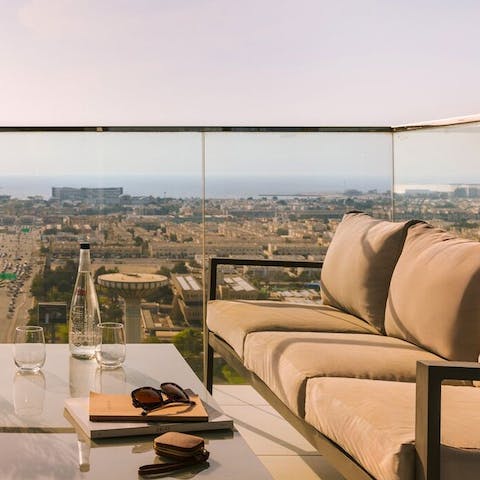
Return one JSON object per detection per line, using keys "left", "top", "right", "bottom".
{"left": 0, "top": 228, "right": 42, "bottom": 342}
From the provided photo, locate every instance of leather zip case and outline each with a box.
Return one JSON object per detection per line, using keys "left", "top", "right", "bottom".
{"left": 153, "top": 432, "right": 206, "bottom": 460}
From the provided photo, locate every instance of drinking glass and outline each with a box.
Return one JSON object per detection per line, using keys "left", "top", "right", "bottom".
{"left": 95, "top": 322, "right": 126, "bottom": 369}
{"left": 13, "top": 326, "right": 46, "bottom": 372}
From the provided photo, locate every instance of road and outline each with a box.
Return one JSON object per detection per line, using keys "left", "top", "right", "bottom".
{"left": 0, "top": 228, "right": 42, "bottom": 342}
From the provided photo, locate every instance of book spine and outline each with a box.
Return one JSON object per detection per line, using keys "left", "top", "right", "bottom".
{"left": 91, "top": 420, "right": 234, "bottom": 439}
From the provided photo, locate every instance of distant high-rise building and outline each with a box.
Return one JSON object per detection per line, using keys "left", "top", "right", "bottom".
{"left": 51, "top": 187, "right": 123, "bottom": 205}
{"left": 452, "top": 184, "right": 480, "bottom": 198}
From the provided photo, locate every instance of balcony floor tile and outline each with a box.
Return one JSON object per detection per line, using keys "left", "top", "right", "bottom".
{"left": 258, "top": 455, "right": 345, "bottom": 480}
{"left": 220, "top": 404, "right": 318, "bottom": 456}
{"left": 213, "top": 384, "right": 270, "bottom": 406}
{"left": 214, "top": 385, "right": 345, "bottom": 479}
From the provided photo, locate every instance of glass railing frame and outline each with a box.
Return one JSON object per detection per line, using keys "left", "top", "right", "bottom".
{"left": 1, "top": 118, "right": 478, "bottom": 382}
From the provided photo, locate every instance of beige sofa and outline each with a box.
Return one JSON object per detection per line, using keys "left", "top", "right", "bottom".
{"left": 205, "top": 212, "right": 480, "bottom": 480}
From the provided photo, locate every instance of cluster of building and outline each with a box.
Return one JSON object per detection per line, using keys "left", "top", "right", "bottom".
{"left": 2, "top": 184, "right": 480, "bottom": 340}
{"left": 169, "top": 272, "right": 259, "bottom": 328}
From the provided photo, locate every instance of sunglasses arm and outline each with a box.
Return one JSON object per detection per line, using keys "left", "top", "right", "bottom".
{"left": 140, "top": 399, "right": 196, "bottom": 416}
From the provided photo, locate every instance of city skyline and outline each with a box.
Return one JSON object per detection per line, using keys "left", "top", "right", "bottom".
{"left": 0, "top": 173, "right": 391, "bottom": 200}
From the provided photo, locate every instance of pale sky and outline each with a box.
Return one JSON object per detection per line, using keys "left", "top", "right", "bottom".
{"left": 0, "top": 0, "right": 479, "bottom": 126}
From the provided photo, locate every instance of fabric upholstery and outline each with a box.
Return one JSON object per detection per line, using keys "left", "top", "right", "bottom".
{"left": 385, "top": 222, "right": 480, "bottom": 361}
{"left": 321, "top": 211, "right": 419, "bottom": 332}
{"left": 243, "top": 331, "right": 441, "bottom": 416}
{"left": 206, "top": 299, "right": 378, "bottom": 358}
{"left": 305, "top": 378, "right": 480, "bottom": 480}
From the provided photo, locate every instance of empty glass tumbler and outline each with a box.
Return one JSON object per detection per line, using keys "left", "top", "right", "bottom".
{"left": 13, "top": 326, "right": 46, "bottom": 372}
{"left": 95, "top": 323, "right": 126, "bottom": 369}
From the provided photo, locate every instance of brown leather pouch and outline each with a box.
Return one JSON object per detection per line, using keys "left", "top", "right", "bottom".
{"left": 153, "top": 432, "right": 206, "bottom": 460}
{"left": 139, "top": 432, "right": 209, "bottom": 477}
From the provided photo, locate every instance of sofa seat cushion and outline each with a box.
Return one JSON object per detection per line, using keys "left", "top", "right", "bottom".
{"left": 243, "top": 331, "right": 441, "bottom": 417}
{"left": 321, "top": 211, "right": 419, "bottom": 332}
{"left": 207, "top": 299, "right": 378, "bottom": 357}
{"left": 305, "top": 378, "right": 480, "bottom": 480}
{"left": 385, "top": 222, "right": 480, "bottom": 361}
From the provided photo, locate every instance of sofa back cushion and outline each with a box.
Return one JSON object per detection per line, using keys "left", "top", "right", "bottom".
{"left": 385, "top": 222, "right": 480, "bottom": 361}
{"left": 321, "top": 212, "right": 419, "bottom": 332}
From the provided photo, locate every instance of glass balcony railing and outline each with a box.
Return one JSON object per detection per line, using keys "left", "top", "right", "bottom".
{"left": 0, "top": 120, "right": 478, "bottom": 381}
{"left": 393, "top": 120, "right": 480, "bottom": 240}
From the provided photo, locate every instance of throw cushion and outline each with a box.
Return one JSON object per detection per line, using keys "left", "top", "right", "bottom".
{"left": 385, "top": 222, "right": 480, "bottom": 361}
{"left": 321, "top": 211, "right": 419, "bottom": 332}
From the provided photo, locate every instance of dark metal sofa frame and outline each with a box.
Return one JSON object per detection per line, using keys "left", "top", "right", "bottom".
{"left": 204, "top": 257, "right": 480, "bottom": 480}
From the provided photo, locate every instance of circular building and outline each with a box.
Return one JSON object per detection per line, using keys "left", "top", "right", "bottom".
{"left": 98, "top": 273, "right": 168, "bottom": 342}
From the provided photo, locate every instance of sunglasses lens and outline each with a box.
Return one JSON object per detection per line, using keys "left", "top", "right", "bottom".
{"left": 133, "top": 388, "right": 163, "bottom": 405}
{"left": 161, "top": 383, "right": 189, "bottom": 401}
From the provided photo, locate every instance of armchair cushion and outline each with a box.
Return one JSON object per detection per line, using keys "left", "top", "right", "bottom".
{"left": 321, "top": 212, "right": 419, "bottom": 332}
{"left": 305, "top": 378, "right": 480, "bottom": 480}
{"left": 206, "top": 299, "right": 378, "bottom": 358}
{"left": 385, "top": 222, "right": 480, "bottom": 361}
{"left": 243, "top": 331, "right": 441, "bottom": 417}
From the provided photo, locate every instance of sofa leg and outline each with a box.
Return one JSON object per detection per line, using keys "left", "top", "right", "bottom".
{"left": 204, "top": 340, "right": 214, "bottom": 393}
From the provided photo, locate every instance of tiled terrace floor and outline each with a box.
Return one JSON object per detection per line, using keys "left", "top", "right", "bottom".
{"left": 213, "top": 385, "right": 345, "bottom": 480}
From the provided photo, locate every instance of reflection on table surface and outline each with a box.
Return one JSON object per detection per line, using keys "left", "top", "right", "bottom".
{"left": 13, "top": 370, "right": 45, "bottom": 418}
{"left": 0, "top": 429, "right": 267, "bottom": 480}
{"left": 0, "top": 344, "right": 213, "bottom": 432}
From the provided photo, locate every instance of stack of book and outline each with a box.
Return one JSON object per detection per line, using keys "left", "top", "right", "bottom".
{"left": 65, "top": 391, "right": 233, "bottom": 439}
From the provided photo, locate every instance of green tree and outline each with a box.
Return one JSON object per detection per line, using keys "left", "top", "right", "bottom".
{"left": 172, "top": 262, "right": 188, "bottom": 274}
{"left": 157, "top": 266, "right": 171, "bottom": 277}
{"left": 173, "top": 328, "right": 203, "bottom": 377}
{"left": 221, "top": 364, "right": 245, "bottom": 384}
{"left": 100, "top": 302, "right": 123, "bottom": 322}
{"left": 143, "top": 285, "right": 173, "bottom": 303}
{"left": 30, "top": 260, "right": 77, "bottom": 302}
{"left": 94, "top": 265, "right": 119, "bottom": 282}
{"left": 173, "top": 328, "right": 202, "bottom": 358}
{"left": 258, "top": 288, "right": 269, "bottom": 300}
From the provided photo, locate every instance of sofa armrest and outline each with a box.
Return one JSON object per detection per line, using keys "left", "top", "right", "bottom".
{"left": 416, "top": 360, "right": 480, "bottom": 480}
{"left": 208, "top": 257, "right": 323, "bottom": 300}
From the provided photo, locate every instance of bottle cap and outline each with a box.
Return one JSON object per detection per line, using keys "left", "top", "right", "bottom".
{"left": 80, "top": 242, "right": 90, "bottom": 250}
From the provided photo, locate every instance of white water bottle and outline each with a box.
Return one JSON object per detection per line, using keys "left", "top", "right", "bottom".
{"left": 68, "top": 242, "right": 101, "bottom": 359}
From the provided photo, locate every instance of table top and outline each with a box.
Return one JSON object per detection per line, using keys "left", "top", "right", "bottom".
{"left": 0, "top": 343, "right": 272, "bottom": 479}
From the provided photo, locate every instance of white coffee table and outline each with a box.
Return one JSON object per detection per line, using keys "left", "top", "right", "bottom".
{"left": 0, "top": 343, "right": 272, "bottom": 479}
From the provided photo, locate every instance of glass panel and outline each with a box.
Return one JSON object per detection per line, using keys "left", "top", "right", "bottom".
{"left": 204, "top": 131, "right": 393, "bottom": 383}
{"left": 0, "top": 131, "right": 204, "bottom": 376}
{"left": 393, "top": 122, "right": 480, "bottom": 239}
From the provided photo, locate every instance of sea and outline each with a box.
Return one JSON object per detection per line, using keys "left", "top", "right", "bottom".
{"left": 0, "top": 174, "right": 391, "bottom": 200}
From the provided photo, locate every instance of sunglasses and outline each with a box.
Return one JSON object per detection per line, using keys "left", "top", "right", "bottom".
{"left": 131, "top": 383, "right": 195, "bottom": 416}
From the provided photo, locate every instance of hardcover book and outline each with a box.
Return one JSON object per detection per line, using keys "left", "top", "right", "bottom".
{"left": 89, "top": 391, "right": 208, "bottom": 422}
